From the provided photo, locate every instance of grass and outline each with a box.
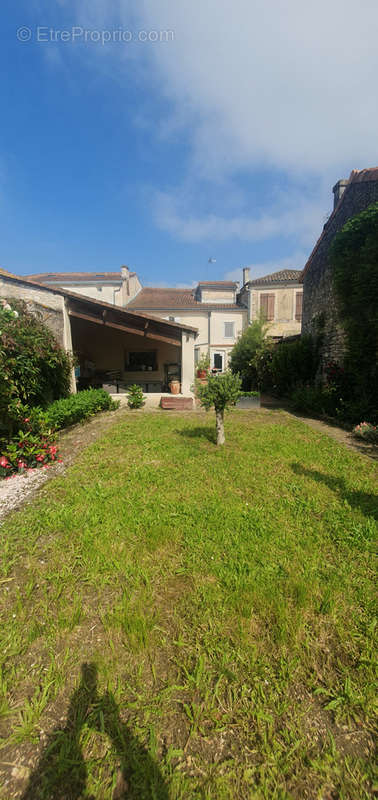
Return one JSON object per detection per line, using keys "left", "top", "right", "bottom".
{"left": 0, "top": 409, "right": 377, "bottom": 799}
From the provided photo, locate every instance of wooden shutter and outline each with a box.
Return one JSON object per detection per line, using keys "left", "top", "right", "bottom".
{"left": 260, "top": 293, "right": 274, "bottom": 321}
{"left": 295, "top": 292, "right": 303, "bottom": 321}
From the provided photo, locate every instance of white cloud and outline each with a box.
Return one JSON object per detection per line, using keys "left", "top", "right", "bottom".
{"left": 128, "top": 0, "right": 378, "bottom": 176}
{"left": 51, "top": 0, "right": 378, "bottom": 252}
{"left": 151, "top": 186, "right": 326, "bottom": 246}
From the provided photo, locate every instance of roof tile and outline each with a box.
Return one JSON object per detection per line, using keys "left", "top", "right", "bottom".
{"left": 248, "top": 269, "right": 302, "bottom": 286}
{"left": 128, "top": 287, "right": 239, "bottom": 310}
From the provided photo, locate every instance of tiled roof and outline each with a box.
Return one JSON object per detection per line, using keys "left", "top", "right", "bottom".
{"left": 248, "top": 269, "right": 302, "bottom": 286}
{"left": 27, "top": 271, "right": 135, "bottom": 283}
{"left": 197, "top": 281, "right": 238, "bottom": 287}
{"left": 302, "top": 166, "right": 378, "bottom": 278}
{"left": 128, "top": 287, "right": 239, "bottom": 310}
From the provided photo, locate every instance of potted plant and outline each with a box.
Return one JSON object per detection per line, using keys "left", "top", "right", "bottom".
{"left": 196, "top": 352, "right": 210, "bottom": 378}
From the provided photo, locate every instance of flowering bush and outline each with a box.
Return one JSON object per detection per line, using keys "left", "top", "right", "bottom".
{"left": 0, "top": 297, "right": 72, "bottom": 440}
{"left": 0, "top": 418, "right": 60, "bottom": 478}
{"left": 352, "top": 422, "right": 378, "bottom": 443}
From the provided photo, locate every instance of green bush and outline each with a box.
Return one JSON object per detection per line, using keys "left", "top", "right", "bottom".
{"left": 255, "top": 335, "right": 319, "bottom": 396}
{"left": 127, "top": 384, "right": 145, "bottom": 409}
{"left": 229, "top": 317, "right": 268, "bottom": 389}
{"left": 46, "top": 389, "right": 119, "bottom": 430}
{"left": 0, "top": 298, "right": 72, "bottom": 432}
{"left": 290, "top": 386, "right": 339, "bottom": 417}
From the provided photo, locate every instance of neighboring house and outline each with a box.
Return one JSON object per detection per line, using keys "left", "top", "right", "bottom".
{"left": 127, "top": 281, "right": 245, "bottom": 372}
{"left": 237, "top": 268, "right": 303, "bottom": 339}
{"left": 27, "top": 266, "right": 141, "bottom": 308}
{"left": 302, "top": 167, "right": 378, "bottom": 366}
{"left": 0, "top": 270, "right": 197, "bottom": 395}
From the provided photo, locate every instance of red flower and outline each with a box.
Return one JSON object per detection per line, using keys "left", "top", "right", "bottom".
{"left": 36, "top": 454, "right": 45, "bottom": 462}
{"left": 17, "top": 460, "right": 27, "bottom": 469}
{"left": 0, "top": 456, "right": 9, "bottom": 468}
{"left": 24, "top": 418, "right": 30, "bottom": 423}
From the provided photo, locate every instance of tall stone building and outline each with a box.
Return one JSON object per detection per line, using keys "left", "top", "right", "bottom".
{"left": 302, "top": 167, "right": 378, "bottom": 367}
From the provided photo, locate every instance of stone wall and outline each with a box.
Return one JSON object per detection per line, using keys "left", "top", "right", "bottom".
{"left": 302, "top": 177, "right": 378, "bottom": 367}
{"left": 0, "top": 277, "right": 66, "bottom": 347}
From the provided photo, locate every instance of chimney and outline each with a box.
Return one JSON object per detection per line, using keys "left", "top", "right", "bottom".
{"left": 121, "top": 265, "right": 130, "bottom": 306}
{"left": 332, "top": 179, "right": 348, "bottom": 210}
{"left": 242, "top": 267, "right": 250, "bottom": 285}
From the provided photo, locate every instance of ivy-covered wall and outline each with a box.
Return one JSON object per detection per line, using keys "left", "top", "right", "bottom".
{"left": 302, "top": 170, "right": 378, "bottom": 371}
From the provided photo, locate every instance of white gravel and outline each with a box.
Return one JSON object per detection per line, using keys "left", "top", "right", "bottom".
{"left": 0, "top": 464, "right": 65, "bottom": 523}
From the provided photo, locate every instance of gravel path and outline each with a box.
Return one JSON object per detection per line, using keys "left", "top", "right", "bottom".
{"left": 0, "top": 464, "right": 65, "bottom": 523}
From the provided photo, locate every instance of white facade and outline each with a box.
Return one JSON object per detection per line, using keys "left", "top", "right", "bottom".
{"left": 129, "top": 282, "right": 246, "bottom": 372}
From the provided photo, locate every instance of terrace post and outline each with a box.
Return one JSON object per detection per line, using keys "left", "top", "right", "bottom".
{"left": 181, "top": 331, "right": 195, "bottom": 395}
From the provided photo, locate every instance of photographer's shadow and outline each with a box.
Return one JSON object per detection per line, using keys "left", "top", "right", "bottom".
{"left": 22, "top": 662, "right": 169, "bottom": 800}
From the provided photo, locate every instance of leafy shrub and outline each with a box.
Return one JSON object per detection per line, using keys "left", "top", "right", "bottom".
{"left": 352, "top": 422, "right": 378, "bottom": 443}
{"left": 45, "top": 389, "right": 119, "bottom": 430}
{"left": 240, "top": 391, "right": 260, "bottom": 398}
{"left": 229, "top": 317, "right": 268, "bottom": 389}
{"left": 0, "top": 299, "right": 72, "bottom": 433}
{"left": 290, "top": 386, "right": 340, "bottom": 416}
{"left": 127, "top": 384, "right": 145, "bottom": 409}
{"left": 255, "top": 334, "right": 319, "bottom": 396}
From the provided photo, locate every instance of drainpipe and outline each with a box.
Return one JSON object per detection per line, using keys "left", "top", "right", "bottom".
{"left": 208, "top": 311, "right": 211, "bottom": 358}
{"left": 247, "top": 286, "right": 252, "bottom": 325}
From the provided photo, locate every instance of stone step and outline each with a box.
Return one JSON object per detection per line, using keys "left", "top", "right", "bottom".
{"left": 160, "top": 396, "right": 193, "bottom": 410}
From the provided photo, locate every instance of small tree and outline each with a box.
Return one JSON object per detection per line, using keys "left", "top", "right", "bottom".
{"left": 127, "top": 384, "right": 145, "bottom": 409}
{"left": 196, "top": 371, "right": 242, "bottom": 445}
{"left": 229, "top": 316, "right": 268, "bottom": 389}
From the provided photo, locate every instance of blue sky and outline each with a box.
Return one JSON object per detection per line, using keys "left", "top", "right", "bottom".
{"left": 1, "top": 0, "right": 377, "bottom": 286}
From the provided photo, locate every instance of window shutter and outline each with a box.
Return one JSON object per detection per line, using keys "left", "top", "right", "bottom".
{"left": 295, "top": 293, "right": 303, "bottom": 321}
{"left": 260, "top": 294, "right": 274, "bottom": 321}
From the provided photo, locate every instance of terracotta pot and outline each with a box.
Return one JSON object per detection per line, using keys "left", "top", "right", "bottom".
{"left": 196, "top": 369, "right": 207, "bottom": 378}
{"left": 169, "top": 380, "right": 180, "bottom": 395}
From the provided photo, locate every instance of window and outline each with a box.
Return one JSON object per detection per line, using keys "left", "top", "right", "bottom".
{"left": 125, "top": 350, "right": 157, "bottom": 371}
{"left": 213, "top": 352, "right": 224, "bottom": 371}
{"left": 224, "top": 321, "right": 235, "bottom": 338}
{"left": 295, "top": 292, "right": 303, "bottom": 322}
{"left": 260, "top": 293, "right": 275, "bottom": 321}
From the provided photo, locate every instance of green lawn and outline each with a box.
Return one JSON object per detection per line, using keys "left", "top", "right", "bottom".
{"left": 0, "top": 410, "right": 377, "bottom": 799}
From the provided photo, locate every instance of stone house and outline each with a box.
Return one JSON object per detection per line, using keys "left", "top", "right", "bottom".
{"left": 0, "top": 270, "right": 197, "bottom": 397}
{"left": 26, "top": 266, "right": 306, "bottom": 374}
{"left": 301, "top": 167, "right": 378, "bottom": 367}
{"left": 237, "top": 268, "right": 303, "bottom": 339}
{"left": 127, "top": 281, "right": 245, "bottom": 373}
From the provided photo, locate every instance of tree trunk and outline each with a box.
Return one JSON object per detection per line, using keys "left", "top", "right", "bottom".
{"left": 215, "top": 409, "right": 225, "bottom": 445}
